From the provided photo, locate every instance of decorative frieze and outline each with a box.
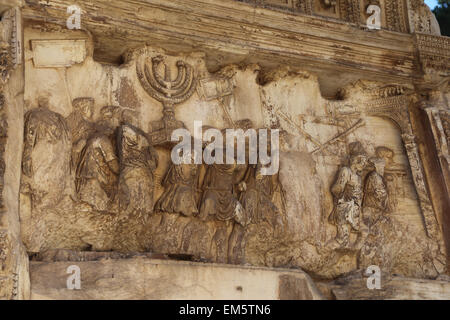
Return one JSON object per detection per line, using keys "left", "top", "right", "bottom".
{"left": 415, "top": 34, "right": 450, "bottom": 76}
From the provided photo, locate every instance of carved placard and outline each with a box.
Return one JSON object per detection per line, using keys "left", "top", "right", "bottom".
{"left": 31, "top": 40, "right": 86, "bottom": 68}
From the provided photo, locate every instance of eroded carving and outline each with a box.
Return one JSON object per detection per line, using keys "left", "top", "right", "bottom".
{"left": 73, "top": 103, "right": 120, "bottom": 212}
{"left": 22, "top": 99, "right": 71, "bottom": 209}
{"left": 329, "top": 142, "right": 368, "bottom": 247}
{"left": 0, "top": 230, "right": 9, "bottom": 273}
{"left": 155, "top": 152, "right": 200, "bottom": 217}
{"left": 17, "top": 44, "right": 449, "bottom": 284}
{"left": 137, "top": 53, "right": 197, "bottom": 146}
{"left": 199, "top": 162, "right": 247, "bottom": 225}
{"left": 118, "top": 124, "right": 158, "bottom": 219}
{"left": 363, "top": 157, "right": 389, "bottom": 220}
{"left": 409, "top": 0, "right": 441, "bottom": 35}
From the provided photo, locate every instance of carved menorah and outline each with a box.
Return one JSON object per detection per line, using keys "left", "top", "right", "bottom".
{"left": 138, "top": 55, "right": 196, "bottom": 119}
{"left": 136, "top": 55, "right": 197, "bottom": 145}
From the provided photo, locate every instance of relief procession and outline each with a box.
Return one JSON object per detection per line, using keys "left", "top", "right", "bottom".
{"left": 0, "top": 0, "right": 449, "bottom": 301}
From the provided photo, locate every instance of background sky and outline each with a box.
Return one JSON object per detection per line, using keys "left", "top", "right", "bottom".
{"left": 425, "top": 0, "right": 439, "bottom": 9}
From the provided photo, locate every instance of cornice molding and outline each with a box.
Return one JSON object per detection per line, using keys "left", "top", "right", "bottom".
{"left": 20, "top": 0, "right": 449, "bottom": 86}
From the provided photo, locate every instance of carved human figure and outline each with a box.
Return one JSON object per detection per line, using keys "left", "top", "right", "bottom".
{"left": 98, "top": 105, "right": 125, "bottom": 134}
{"left": 240, "top": 163, "right": 286, "bottom": 230}
{"left": 226, "top": 162, "right": 285, "bottom": 264}
{"left": 66, "top": 98, "right": 96, "bottom": 171}
{"left": 75, "top": 133, "right": 120, "bottom": 212}
{"left": 22, "top": 97, "right": 71, "bottom": 209}
{"left": 197, "top": 152, "right": 247, "bottom": 263}
{"left": 118, "top": 124, "right": 158, "bottom": 220}
{"left": 363, "top": 158, "right": 389, "bottom": 215}
{"left": 329, "top": 141, "right": 367, "bottom": 247}
{"left": 73, "top": 104, "right": 127, "bottom": 212}
{"left": 359, "top": 157, "right": 389, "bottom": 239}
{"left": 375, "top": 146, "right": 396, "bottom": 211}
{"left": 198, "top": 161, "right": 246, "bottom": 225}
{"left": 358, "top": 156, "right": 392, "bottom": 267}
{"left": 155, "top": 151, "right": 200, "bottom": 217}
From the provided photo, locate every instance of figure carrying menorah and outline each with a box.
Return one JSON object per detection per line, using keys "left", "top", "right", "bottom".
{"left": 137, "top": 54, "right": 197, "bottom": 146}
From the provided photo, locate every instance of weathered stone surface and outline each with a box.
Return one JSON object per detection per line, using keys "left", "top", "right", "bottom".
{"left": 31, "top": 40, "right": 87, "bottom": 68}
{"left": 0, "top": 0, "right": 22, "bottom": 14}
{"left": 16, "top": 39, "right": 447, "bottom": 282}
{"left": 326, "top": 271, "right": 450, "bottom": 300}
{"left": 20, "top": 0, "right": 428, "bottom": 97}
{"left": 30, "top": 257, "right": 323, "bottom": 300}
{"left": 0, "top": 6, "right": 29, "bottom": 300}
{"left": 0, "top": 0, "right": 449, "bottom": 301}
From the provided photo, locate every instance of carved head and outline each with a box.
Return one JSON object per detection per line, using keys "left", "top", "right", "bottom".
{"left": 121, "top": 124, "right": 149, "bottom": 150}
{"left": 25, "top": 109, "right": 66, "bottom": 145}
{"left": 100, "top": 106, "right": 123, "bottom": 129}
{"left": 348, "top": 141, "right": 367, "bottom": 173}
{"left": 376, "top": 146, "right": 394, "bottom": 166}
{"left": 72, "top": 97, "right": 94, "bottom": 121}
{"left": 350, "top": 155, "right": 367, "bottom": 173}
{"left": 38, "top": 96, "right": 50, "bottom": 109}
{"left": 369, "top": 157, "right": 386, "bottom": 176}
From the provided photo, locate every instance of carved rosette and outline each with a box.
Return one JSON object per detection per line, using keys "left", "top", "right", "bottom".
{"left": 408, "top": 0, "right": 441, "bottom": 35}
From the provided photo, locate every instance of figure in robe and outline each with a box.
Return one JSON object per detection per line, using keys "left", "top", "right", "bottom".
{"left": 118, "top": 124, "right": 158, "bottom": 220}
{"left": 75, "top": 133, "right": 120, "bottom": 211}
{"left": 73, "top": 104, "right": 124, "bottom": 212}
{"left": 363, "top": 157, "right": 389, "bottom": 227}
{"left": 358, "top": 157, "right": 390, "bottom": 267}
{"left": 66, "top": 98, "right": 96, "bottom": 172}
{"left": 240, "top": 163, "right": 286, "bottom": 231}
{"left": 329, "top": 142, "right": 367, "bottom": 247}
{"left": 198, "top": 121, "right": 254, "bottom": 226}
{"left": 155, "top": 151, "right": 200, "bottom": 217}
{"left": 198, "top": 161, "right": 246, "bottom": 225}
{"left": 22, "top": 98, "right": 71, "bottom": 209}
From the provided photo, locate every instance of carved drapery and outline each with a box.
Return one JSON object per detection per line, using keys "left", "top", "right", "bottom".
{"left": 8, "top": 0, "right": 450, "bottom": 297}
